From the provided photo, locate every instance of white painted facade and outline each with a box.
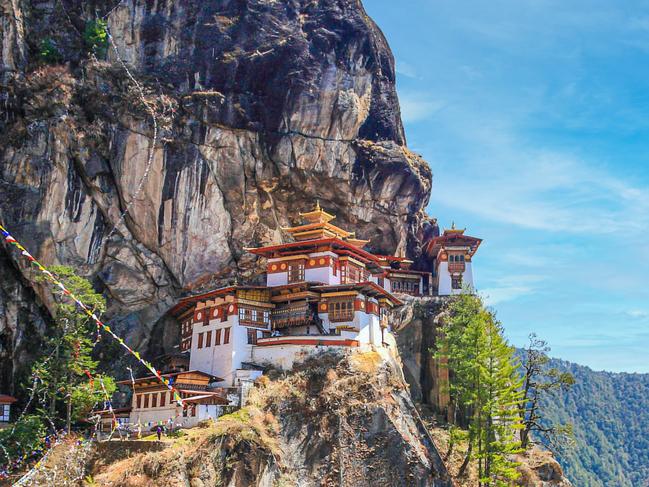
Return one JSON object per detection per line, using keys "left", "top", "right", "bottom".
{"left": 189, "top": 313, "right": 270, "bottom": 386}
{"left": 437, "top": 261, "right": 474, "bottom": 296}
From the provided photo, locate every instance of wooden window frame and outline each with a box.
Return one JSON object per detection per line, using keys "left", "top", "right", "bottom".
{"left": 288, "top": 261, "right": 305, "bottom": 283}
{"left": 151, "top": 393, "right": 157, "bottom": 408}
{"left": 329, "top": 300, "right": 354, "bottom": 322}
{"left": 206, "top": 330, "right": 212, "bottom": 347}
{"left": 451, "top": 275, "right": 463, "bottom": 289}
{"left": 160, "top": 391, "right": 166, "bottom": 407}
{"left": 247, "top": 328, "right": 258, "bottom": 345}
{"left": 215, "top": 328, "right": 221, "bottom": 345}
{"left": 224, "top": 327, "right": 231, "bottom": 344}
{"left": 136, "top": 394, "right": 142, "bottom": 409}
{"left": 197, "top": 332, "right": 204, "bottom": 349}
{"left": 144, "top": 394, "right": 149, "bottom": 409}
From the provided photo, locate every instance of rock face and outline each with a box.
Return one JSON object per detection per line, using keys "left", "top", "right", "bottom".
{"left": 0, "top": 0, "right": 433, "bottom": 392}
{"left": 392, "top": 296, "right": 448, "bottom": 409}
{"left": 88, "top": 352, "right": 454, "bottom": 487}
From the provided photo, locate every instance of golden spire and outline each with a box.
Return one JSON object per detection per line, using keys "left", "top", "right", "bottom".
{"left": 445, "top": 221, "right": 466, "bottom": 235}
{"left": 299, "top": 202, "right": 336, "bottom": 224}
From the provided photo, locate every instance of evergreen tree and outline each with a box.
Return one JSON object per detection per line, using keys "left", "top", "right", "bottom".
{"left": 31, "top": 266, "right": 115, "bottom": 433}
{"left": 518, "top": 333, "right": 575, "bottom": 450}
{"left": 436, "top": 294, "right": 523, "bottom": 486}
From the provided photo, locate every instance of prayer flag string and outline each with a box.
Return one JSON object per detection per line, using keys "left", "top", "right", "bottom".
{"left": 0, "top": 223, "right": 184, "bottom": 407}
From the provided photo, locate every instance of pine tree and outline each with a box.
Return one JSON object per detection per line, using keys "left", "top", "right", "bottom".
{"left": 436, "top": 294, "right": 524, "bottom": 486}
{"left": 518, "top": 333, "right": 575, "bottom": 450}
{"left": 32, "top": 266, "right": 115, "bottom": 433}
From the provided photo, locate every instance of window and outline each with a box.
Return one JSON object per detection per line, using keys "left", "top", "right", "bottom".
{"left": 152, "top": 393, "right": 157, "bottom": 408}
{"left": 197, "top": 332, "right": 204, "bottom": 349}
{"left": 341, "top": 263, "right": 363, "bottom": 284}
{"left": 144, "top": 394, "right": 149, "bottom": 409}
{"left": 160, "top": 391, "right": 166, "bottom": 407}
{"left": 378, "top": 277, "right": 385, "bottom": 288}
{"left": 288, "top": 261, "right": 305, "bottom": 283}
{"left": 247, "top": 329, "right": 258, "bottom": 345}
{"left": 271, "top": 304, "right": 309, "bottom": 328}
{"left": 1, "top": 405, "right": 10, "bottom": 421}
{"left": 239, "top": 307, "right": 270, "bottom": 327}
{"left": 215, "top": 328, "right": 221, "bottom": 345}
{"left": 452, "top": 275, "right": 463, "bottom": 289}
{"left": 169, "top": 391, "right": 174, "bottom": 404}
{"left": 329, "top": 301, "right": 354, "bottom": 322}
{"left": 206, "top": 330, "right": 212, "bottom": 347}
{"left": 224, "top": 327, "right": 231, "bottom": 344}
{"left": 136, "top": 394, "right": 142, "bottom": 409}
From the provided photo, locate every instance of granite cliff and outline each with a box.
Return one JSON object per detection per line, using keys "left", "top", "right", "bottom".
{"left": 0, "top": 0, "right": 435, "bottom": 393}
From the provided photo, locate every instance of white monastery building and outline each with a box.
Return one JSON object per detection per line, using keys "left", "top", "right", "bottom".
{"left": 112, "top": 204, "right": 481, "bottom": 429}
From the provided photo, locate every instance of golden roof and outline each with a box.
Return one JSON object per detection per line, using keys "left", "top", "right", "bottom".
{"left": 282, "top": 202, "right": 358, "bottom": 242}
{"left": 444, "top": 221, "right": 466, "bottom": 235}
{"left": 298, "top": 201, "right": 336, "bottom": 224}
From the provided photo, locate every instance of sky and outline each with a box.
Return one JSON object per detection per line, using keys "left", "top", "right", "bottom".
{"left": 363, "top": 0, "right": 649, "bottom": 373}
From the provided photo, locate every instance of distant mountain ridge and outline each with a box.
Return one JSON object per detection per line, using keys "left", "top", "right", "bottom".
{"left": 536, "top": 356, "right": 649, "bottom": 486}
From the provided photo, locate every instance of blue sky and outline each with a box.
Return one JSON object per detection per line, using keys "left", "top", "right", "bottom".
{"left": 363, "top": 0, "right": 649, "bottom": 372}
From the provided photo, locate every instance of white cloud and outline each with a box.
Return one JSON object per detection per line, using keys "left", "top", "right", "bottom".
{"left": 427, "top": 121, "right": 649, "bottom": 235}
{"left": 625, "top": 310, "right": 649, "bottom": 320}
{"left": 479, "top": 274, "right": 546, "bottom": 305}
{"left": 396, "top": 60, "right": 419, "bottom": 79}
{"left": 398, "top": 91, "right": 445, "bottom": 123}
{"left": 481, "top": 286, "right": 532, "bottom": 305}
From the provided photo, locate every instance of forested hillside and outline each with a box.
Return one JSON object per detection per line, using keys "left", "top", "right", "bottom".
{"left": 539, "top": 357, "right": 649, "bottom": 486}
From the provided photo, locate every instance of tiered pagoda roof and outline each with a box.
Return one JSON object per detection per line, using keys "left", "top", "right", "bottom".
{"left": 425, "top": 224, "right": 482, "bottom": 258}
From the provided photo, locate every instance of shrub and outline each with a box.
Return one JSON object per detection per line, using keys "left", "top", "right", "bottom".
{"left": 39, "top": 38, "right": 62, "bottom": 63}
{"left": 84, "top": 19, "right": 108, "bottom": 58}
{"left": 0, "top": 415, "right": 47, "bottom": 465}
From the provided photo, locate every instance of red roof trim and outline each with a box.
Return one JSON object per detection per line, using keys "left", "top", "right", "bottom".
{"left": 256, "top": 338, "right": 360, "bottom": 347}
{"left": 168, "top": 285, "right": 267, "bottom": 317}
{"left": 0, "top": 394, "right": 17, "bottom": 404}
{"left": 311, "top": 281, "right": 403, "bottom": 306}
{"left": 248, "top": 238, "right": 382, "bottom": 263}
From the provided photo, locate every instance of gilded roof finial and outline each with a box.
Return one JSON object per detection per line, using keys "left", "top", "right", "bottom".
{"left": 315, "top": 200, "right": 321, "bottom": 211}
{"left": 451, "top": 221, "right": 456, "bottom": 230}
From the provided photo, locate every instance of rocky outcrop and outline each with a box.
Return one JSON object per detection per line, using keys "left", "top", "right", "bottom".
{"left": 88, "top": 351, "right": 453, "bottom": 487}
{"left": 392, "top": 295, "right": 449, "bottom": 409}
{"left": 0, "top": 0, "right": 434, "bottom": 392}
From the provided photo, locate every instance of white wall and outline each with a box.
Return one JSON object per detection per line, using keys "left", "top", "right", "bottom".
{"left": 252, "top": 343, "right": 354, "bottom": 370}
{"left": 437, "top": 262, "right": 452, "bottom": 296}
{"left": 266, "top": 271, "right": 287, "bottom": 286}
{"left": 189, "top": 314, "right": 237, "bottom": 380}
{"left": 437, "top": 261, "right": 475, "bottom": 296}
{"left": 305, "top": 265, "right": 333, "bottom": 284}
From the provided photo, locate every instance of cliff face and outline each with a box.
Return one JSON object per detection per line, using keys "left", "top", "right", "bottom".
{"left": 87, "top": 352, "right": 454, "bottom": 487}
{"left": 0, "top": 0, "right": 434, "bottom": 392}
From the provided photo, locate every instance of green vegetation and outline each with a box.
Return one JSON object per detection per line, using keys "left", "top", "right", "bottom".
{"left": 0, "top": 415, "right": 46, "bottom": 465}
{"left": 517, "top": 334, "right": 575, "bottom": 450}
{"left": 436, "top": 294, "right": 523, "bottom": 486}
{"left": 31, "top": 266, "right": 115, "bottom": 433}
{"left": 534, "top": 357, "right": 649, "bottom": 486}
{"left": 84, "top": 19, "right": 108, "bottom": 58}
{"left": 38, "top": 38, "right": 62, "bottom": 64}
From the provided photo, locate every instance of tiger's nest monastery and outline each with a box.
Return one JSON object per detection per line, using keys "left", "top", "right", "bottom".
{"left": 111, "top": 204, "right": 481, "bottom": 430}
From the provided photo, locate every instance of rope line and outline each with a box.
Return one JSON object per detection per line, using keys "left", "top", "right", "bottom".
{"left": 0, "top": 224, "right": 184, "bottom": 408}
{"left": 104, "top": 30, "right": 159, "bottom": 242}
